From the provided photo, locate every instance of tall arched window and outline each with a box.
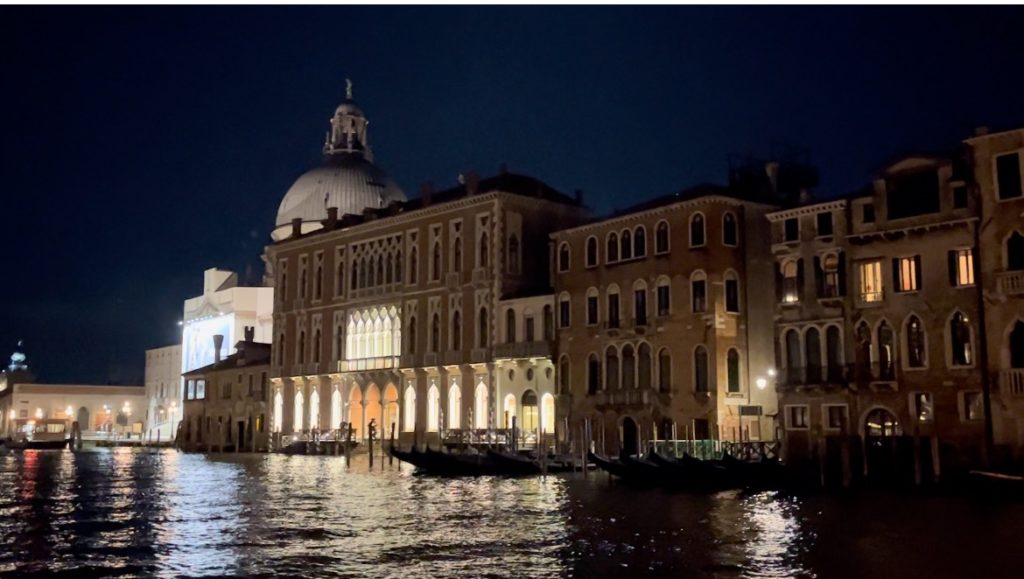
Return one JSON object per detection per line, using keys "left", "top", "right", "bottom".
{"left": 294, "top": 390, "right": 305, "bottom": 433}
{"left": 605, "top": 346, "right": 620, "bottom": 390}
{"left": 694, "top": 346, "right": 709, "bottom": 392}
{"left": 309, "top": 388, "right": 320, "bottom": 430}
{"left": 1007, "top": 231, "right": 1024, "bottom": 271}
{"left": 453, "top": 237, "right": 462, "bottom": 271}
{"left": 655, "top": 221, "right": 670, "bottom": 254}
{"left": 877, "top": 321, "right": 895, "bottom": 379}
{"left": 724, "top": 270, "right": 740, "bottom": 313}
{"left": 431, "top": 314, "right": 440, "bottom": 353}
{"left": 586, "top": 236, "right": 598, "bottom": 267}
{"left": 690, "top": 271, "right": 707, "bottom": 313}
{"left": 298, "top": 331, "right": 306, "bottom": 364}
{"left": 588, "top": 353, "right": 601, "bottom": 393}
{"left": 451, "top": 311, "right": 462, "bottom": 351}
{"left": 621, "top": 230, "right": 633, "bottom": 260}
{"left": 273, "top": 390, "right": 283, "bottom": 433}
{"left": 785, "top": 329, "right": 801, "bottom": 371}
{"left": 432, "top": 242, "right": 442, "bottom": 281}
{"left": 634, "top": 226, "right": 647, "bottom": 257}
{"left": 658, "top": 348, "right": 671, "bottom": 392}
{"left": 855, "top": 321, "right": 872, "bottom": 380}
{"left": 313, "top": 329, "right": 321, "bottom": 364}
{"left": 508, "top": 234, "right": 520, "bottom": 274}
{"left": 448, "top": 383, "right": 461, "bottom": 429}
{"left": 727, "top": 349, "right": 741, "bottom": 393}
{"left": 607, "top": 232, "right": 619, "bottom": 262}
{"left": 478, "top": 307, "right": 489, "bottom": 348}
{"left": 622, "top": 344, "right": 636, "bottom": 389}
{"left": 723, "top": 212, "right": 738, "bottom": 246}
{"left": 395, "top": 250, "right": 403, "bottom": 283}
{"left": 505, "top": 308, "right": 517, "bottom": 343}
{"left": 385, "top": 254, "right": 393, "bottom": 284}
{"left": 407, "top": 316, "right": 417, "bottom": 354}
{"left": 351, "top": 261, "right": 358, "bottom": 290}
{"left": 905, "top": 315, "right": 926, "bottom": 368}
{"left": 638, "top": 343, "right": 652, "bottom": 389}
{"left": 473, "top": 382, "right": 489, "bottom": 429}
{"left": 426, "top": 385, "right": 440, "bottom": 433}
{"left": 559, "top": 355, "right": 571, "bottom": 395}
{"left": 949, "top": 312, "right": 973, "bottom": 367}
{"left": 690, "top": 213, "right": 706, "bottom": 247}
{"left": 403, "top": 386, "right": 416, "bottom": 432}
{"left": 557, "top": 242, "right": 570, "bottom": 272}
{"left": 805, "top": 327, "right": 821, "bottom": 383}
{"left": 409, "top": 247, "right": 418, "bottom": 284}
{"left": 826, "top": 325, "right": 843, "bottom": 381}
{"left": 330, "top": 388, "right": 342, "bottom": 431}
{"left": 479, "top": 233, "right": 489, "bottom": 268}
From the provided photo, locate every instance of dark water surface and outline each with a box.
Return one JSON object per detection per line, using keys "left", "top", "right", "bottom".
{"left": 1, "top": 449, "right": 1021, "bottom": 578}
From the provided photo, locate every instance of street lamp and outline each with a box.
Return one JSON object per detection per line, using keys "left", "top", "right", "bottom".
{"left": 767, "top": 368, "right": 777, "bottom": 378}
{"left": 756, "top": 377, "right": 768, "bottom": 390}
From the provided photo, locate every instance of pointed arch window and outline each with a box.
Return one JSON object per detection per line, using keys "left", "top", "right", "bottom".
{"left": 557, "top": 242, "right": 570, "bottom": 272}
{"left": 906, "top": 315, "right": 926, "bottom": 368}
{"left": 298, "top": 331, "right": 306, "bottom": 364}
{"left": 432, "top": 242, "right": 442, "bottom": 281}
{"left": 658, "top": 348, "right": 671, "bottom": 393}
{"left": 691, "top": 271, "right": 707, "bottom": 313}
{"left": 453, "top": 237, "right": 463, "bottom": 271}
{"left": 407, "top": 316, "right": 417, "bottom": 355}
{"left": 586, "top": 237, "right": 599, "bottom": 267}
{"left": 313, "top": 329, "right": 321, "bottom": 364}
{"left": 451, "top": 310, "right": 462, "bottom": 351}
{"left": 605, "top": 346, "right": 620, "bottom": 390}
{"left": 690, "top": 213, "right": 705, "bottom": 247}
{"left": 430, "top": 313, "right": 440, "bottom": 353}
{"left": 607, "top": 232, "right": 619, "bottom": 262}
{"left": 877, "top": 321, "right": 895, "bottom": 380}
{"left": 395, "top": 250, "right": 403, "bottom": 283}
{"left": 337, "top": 260, "right": 346, "bottom": 296}
{"left": 655, "top": 221, "right": 670, "bottom": 254}
{"left": 478, "top": 233, "right": 489, "bottom": 268}
{"left": 478, "top": 307, "right": 489, "bottom": 348}
{"left": 588, "top": 354, "right": 601, "bottom": 394}
{"left": 622, "top": 344, "right": 636, "bottom": 389}
{"left": 694, "top": 346, "right": 709, "bottom": 393}
{"left": 634, "top": 226, "right": 647, "bottom": 257}
{"left": 949, "top": 312, "right": 973, "bottom": 367}
{"left": 621, "top": 230, "right": 633, "bottom": 260}
{"left": 725, "top": 271, "right": 740, "bottom": 313}
{"left": 723, "top": 212, "right": 738, "bottom": 246}
{"left": 408, "top": 247, "right": 418, "bottom": 284}
{"left": 727, "top": 349, "right": 741, "bottom": 393}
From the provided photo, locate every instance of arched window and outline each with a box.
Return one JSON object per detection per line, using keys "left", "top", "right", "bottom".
{"left": 694, "top": 346, "right": 709, "bottom": 392}
{"left": 407, "top": 316, "right": 417, "bottom": 354}
{"left": 359, "top": 258, "right": 368, "bottom": 289}
{"left": 723, "top": 212, "right": 738, "bottom": 246}
{"left": 633, "top": 280, "right": 648, "bottom": 326}
{"left": 385, "top": 254, "right": 394, "bottom": 285}
{"left": 330, "top": 388, "right": 342, "bottom": 431}
{"left": 690, "top": 213, "right": 705, "bottom": 247}
{"left": 294, "top": 390, "right": 305, "bottom": 433}
{"left": 877, "top": 321, "right": 895, "bottom": 379}
{"left": 426, "top": 385, "right": 440, "bottom": 433}
{"left": 1008, "top": 231, "right": 1024, "bottom": 271}
{"left": 431, "top": 313, "right": 440, "bottom": 353}
{"left": 855, "top": 321, "right": 872, "bottom": 381}
{"left": 478, "top": 307, "right": 489, "bottom": 348}
{"left": 606, "top": 285, "right": 620, "bottom": 328}
{"left": 432, "top": 242, "right": 442, "bottom": 281}
{"left": 655, "top": 221, "right": 670, "bottom": 254}
{"left": 658, "top": 348, "right": 671, "bottom": 393}
{"left": 621, "top": 229, "right": 633, "bottom": 260}
{"left": 409, "top": 247, "right": 418, "bottom": 284}
{"left": 541, "top": 393, "right": 555, "bottom": 435}
{"left": 905, "top": 315, "right": 926, "bottom": 368}
{"left": 622, "top": 344, "right": 636, "bottom": 389}
{"left": 607, "top": 232, "right": 619, "bottom": 262}
{"left": 557, "top": 242, "right": 570, "bottom": 272}
{"left": 403, "top": 386, "right": 416, "bottom": 432}
{"left": 634, "top": 226, "right": 647, "bottom": 257}
{"left": 350, "top": 261, "right": 358, "bottom": 291}
{"left": 588, "top": 353, "right": 601, "bottom": 394}
{"left": 508, "top": 234, "right": 520, "bottom": 274}
{"left": 586, "top": 287, "right": 600, "bottom": 326}
{"left": 781, "top": 259, "right": 801, "bottom": 303}
{"left": 586, "top": 236, "right": 598, "bottom": 267}
{"left": 473, "top": 382, "right": 489, "bottom": 429}
{"left": 448, "top": 383, "right": 461, "bottom": 429}
{"left": 785, "top": 329, "right": 802, "bottom": 371}
{"left": 638, "top": 343, "right": 652, "bottom": 389}
{"left": 559, "top": 355, "right": 571, "bottom": 395}
{"left": 605, "top": 346, "right": 620, "bottom": 390}
{"left": 690, "top": 271, "right": 707, "bottom": 313}
{"left": 309, "top": 388, "right": 320, "bottom": 430}
{"left": 505, "top": 308, "right": 517, "bottom": 343}
{"left": 273, "top": 390, "right": 283, "bottom": 433}
{"left": 313, "top": 329, "right": 321, "bottom": 364}
{"left": 806, "top": 328, "right": 822, "bottom": 383}
{"left": 376, "top": 256, "right": 384, "bottom": 286}
{"left": 453, "top": 237, "right": 463, "bottom": 271}
{"left": 724, "top": 270, "right": 740, "bottom": 313}
{"left": 479, "top": 233, "right": 489, "bottom": 268}
{"left": 395, "top": 250, "right": 403, "bottom": 283}
{"left": 451, "top": 310, "right": 462, "bottom": 351}
{"left": 727, "top": 349, "right": 741, "bottom": 393}
{"left": 315, "top": 264, "right": 323, "bottom": 299}
{"left": 826, "top": 325, "right": 843, "bottom": 381}
{"left": 1009, "top": 321, "right": 1024, "bottom": 368}
{"left": 298, "top": 331, "right": 306, "bottom": 364}
{"left": 558, "top": 293, "right": 571, "bottom": 329}
{"left": 656, "top": 276, "right": 671, "bottom": 317}
{"left": 949, "top": 312, "right": 973, "bottom": 367}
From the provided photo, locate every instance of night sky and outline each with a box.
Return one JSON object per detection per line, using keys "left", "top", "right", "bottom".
{"left": 2, "top": 6, "right": 1022, "bottom": 385}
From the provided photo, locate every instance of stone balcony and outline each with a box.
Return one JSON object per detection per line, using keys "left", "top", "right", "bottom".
{"left": 337, "top": 356, "right": 400, "bottom": 372}
{"left": 997, "top": 271, "right": 1024, "bottom": 297}
{"left": 1000, "top": 368, "right": 1024, "bottom": 397}
{"left": 592, "top": 388, "right": 652, "bottom": 407}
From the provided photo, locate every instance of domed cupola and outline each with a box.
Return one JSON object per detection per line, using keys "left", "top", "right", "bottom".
{"left": 272, "top": 80, "right": 406, "bottom": 241}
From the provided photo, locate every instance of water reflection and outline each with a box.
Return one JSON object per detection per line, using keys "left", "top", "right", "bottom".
{"left": 1, "top": 450, "right": 1023, "bottom": 577}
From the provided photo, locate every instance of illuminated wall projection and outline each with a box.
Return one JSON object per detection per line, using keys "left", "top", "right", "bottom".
{"left": 181, "top": 314, "right": 235, "bottom": 374}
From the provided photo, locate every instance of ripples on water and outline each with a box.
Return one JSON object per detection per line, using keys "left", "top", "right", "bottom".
{"left": 1, "top": 449, "right": 1022, "bottom": 578}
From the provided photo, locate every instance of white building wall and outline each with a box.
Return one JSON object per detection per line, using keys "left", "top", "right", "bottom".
{"left": 145, "top": 344, "right": 182, "bottom": 440}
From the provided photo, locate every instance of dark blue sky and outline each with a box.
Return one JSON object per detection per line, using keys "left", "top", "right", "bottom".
{"left": 2, "top": 6, "right": 1022, "bottom": 384}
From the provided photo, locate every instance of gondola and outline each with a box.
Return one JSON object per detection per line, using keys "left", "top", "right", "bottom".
{"left": 587, "top": 452, "right": 662, "bottom": 483}
{"left": 390, "top": 445, "right": 538, "bottom": 476}
{"left": 485, "top": 449, "right": 544, "bottom": 475}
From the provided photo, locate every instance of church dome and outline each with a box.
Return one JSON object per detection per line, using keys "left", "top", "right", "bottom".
{"left": 272, "top": 81, "right": 406, "bottom": 241}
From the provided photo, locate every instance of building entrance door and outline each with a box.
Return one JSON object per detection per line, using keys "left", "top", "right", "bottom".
{"left": 621, "top": 417, "right": 638, "bottom": 457}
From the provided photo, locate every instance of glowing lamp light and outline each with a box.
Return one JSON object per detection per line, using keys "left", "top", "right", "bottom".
{"left": 756, "top": 377, "right": 768, "bottom": 390}
{"left": 35, "top": 408, "right": 44, "bottom": 419}
{"left": 8, "top": 410, "right": 15, "bottom": 420}
{"left": 65, "top": 406, "right": 74, "bottom": 417}
{"left": 767, "top": 368, "right": 777, "bottom": 378}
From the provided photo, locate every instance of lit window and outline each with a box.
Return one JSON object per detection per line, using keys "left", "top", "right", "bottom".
{"left": 787, "top": 405, "right": 809, "bottom": 429}
{"left": 895, "top": 256, "right": 921, "bottom": 293}
{"left": 948, "top": 249, "right": 975, "bottom": 287}
{"left": 821, "top": 253, "right": 842, "bottom": 298}
{"left": 913, "top": 392, "right": 934, "bottom": 423}
{"left": 963, "top": 391, "right": 983, "bottom": 421}
{"left": 858, "top": 260, "right": 883, "bottom": 303}
{"left": 781, "top": 260, "right": 800, "bottom": 304}
{"left": 950, "top": 312, "right": 973, "bottom": 367}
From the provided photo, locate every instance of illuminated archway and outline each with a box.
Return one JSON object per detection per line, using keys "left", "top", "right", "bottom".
{"left": 294, "top": 390, "right": 305, "bottom": 433}
{"left": 365, "top": 384, "right": 383, "bottom": 440}
{"left": 503, "top": 393, "right": 517, "bottom": 429}
{"left": 309, "top": 387, "right": 320, "bottom": 431}
{"left": 541, "top": 393, "right": 555, "bottom": 435}
{"left": 348, "top": 386, "right": 363, "bottom": 439}
{"left": 330, "top": 387, "right": 342, "bottom": 431}
{"left": 448, "top": 383, "right": 462, "bottom": 429}
{"left": 427, "top": 384, "right": 440, "bottom": 432}
{"left": 403, "top": 385, "right": 416, "bottom": 432}
{"left": 521, "top": 390, "right": 538, "bottom": 434}
{"left": 272, "top": 391, "right": 283, "bottom": 433}
{"left": 383, "top": 383, "right": 399, "bottom": 439}
{"left": 474, "top": 381, "right": 489, "bottom": 430}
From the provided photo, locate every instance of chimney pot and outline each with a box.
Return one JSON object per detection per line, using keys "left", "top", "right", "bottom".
{"left": 326, "top": 207, "right": 338, "bottom": 226}
{"left": 213, "top": 334, "right": 224, "bottom": 364}
{"left": 291, "top": 218, "right": 302, "bottom": 238}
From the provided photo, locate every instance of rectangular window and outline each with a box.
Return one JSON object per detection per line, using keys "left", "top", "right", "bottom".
{"left": 784, "top": 218, "right": 799, "bottom": 242}
{"left": 953, "top": 185, "right": 969, "bottom": 209}
{"left": 949, "top": 249, "right": 975, "bottom": 287}
{"left": 586, "top": 295, "right": 599, "bottom": 326}
{"left": 894, "top": 256, "right": 921, "bottom": 293}
{"left": 608, "top": 294, "right": 620, "bottom": 328}
{"left": 858, "top": 260, "right": 883, "bottom": 303}
{"left": 963, "top": 391, "right": 984, "bottom": 421}
{"left": 825, "top": 405, "right": 849, "bottom": 430}
{"left": 656, "top": 285, "right": 670, "bottom": 316}
{"left": 634, "top": 290, "right": 647, "bottom": 326}
{"left": 222, "top": 381, "right": 232, "bottom": 400}
{"left": 725, "top": 278, "right": 739, "bottom": 313}
{"left": 196, "top": 380, "right": 206, "bottom": 400}
{"left": 187, "top": 380, "right": 195, "bottom": 400}
{"left": 261, "top": 372, "right": 268, "bottom": 402}
{"left": 862, "top": 202, "right": 875, "bottom": 224}
{"left": 691, "top": 279, "right": 707, "bottom": 313}
{"left": 786, "top": 405, "right": 809, "bottom": 430}
{"left": 996, "top": 152, "right": 1023, "bottom": 200}
{"left": 248, "top": 374, "right": 254, "bottom": 397}
{"left": 816, "top": 212, "right": 834, "bottom": 237}
{"left": 256, "top": 414, "right": 265, "bottom": 433}
{"left": 913, "top": 392, "right": 934, "bottom": 423}
{"left": 559, "top": 300, "right": 570, "bottom": 328}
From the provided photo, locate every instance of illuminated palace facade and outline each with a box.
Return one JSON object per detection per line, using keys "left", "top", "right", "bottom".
{"left": 263, "top": 83, "right": 587, "bottom": 444}
{"left": 773, "top": 127, "right": 1024, "bottom": 468}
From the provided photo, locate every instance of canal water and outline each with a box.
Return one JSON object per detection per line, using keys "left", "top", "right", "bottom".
{"left": 1, "top": 449, "right": 1021, "bottom": 578}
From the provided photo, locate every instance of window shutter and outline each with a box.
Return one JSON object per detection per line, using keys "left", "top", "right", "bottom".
{"left": 774, "top": 261, "right": 783, "bottom": 303}
{"left": 891, "top": 258, "right": 901, "bottom": 292}
{"left": 914, "top": 255, "right": 923, "bottom": 291}
{"left": 947, "top": 250, "right": 957, "bottom": 286}
{"left": 796, "top": 258, "right": 805, "bottom": 300}
{"left": 837, "top": 252, "right": 847, "bottom": 296}
{"left": 813, "top": 256, "right": 824, "bottom": 298}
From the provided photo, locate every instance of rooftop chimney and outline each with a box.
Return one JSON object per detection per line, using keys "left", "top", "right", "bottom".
{"left": 974, "top": 126, "right": 990, "bottom": 137}
{"left": 420, "top": 181, "right": 434, "bottom": 206}
{"left": 213, "top": 334, "right": 224, "bottom": 364}
{"left": 291, "top": 218, "right": 302, "bottom": 238}
{"left": 244, "top": 326, "right": 255, "bottom": 342}
{"left": 326, "top": 207, "right": 338, "bottom": 227}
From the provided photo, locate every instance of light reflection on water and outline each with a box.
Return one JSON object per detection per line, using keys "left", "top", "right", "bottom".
{"left": 1, "top": 449, "right": 1022, "bottom": 578}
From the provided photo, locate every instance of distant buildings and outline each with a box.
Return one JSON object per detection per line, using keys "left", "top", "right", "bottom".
{"left": 144, "top": 344, "right": 181, "bottom": 441}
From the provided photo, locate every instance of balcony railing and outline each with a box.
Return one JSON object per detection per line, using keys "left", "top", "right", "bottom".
{"left": 778, "top": 365, "right": 847, "bottom": 387}
{"left": 493, "top": 341, "right": 552, "bottom": 359}
{"left": 337, "top": 356, "right": 400, "bottom": 372}
{"left": 997, "top": 271, "right": 1024, "bottom": 296}
{"left": 1001, "top": 369, "right": 1024, "bottom": 397}
{"left": 592, "top": 388, "right": 652, "bottom": 406}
